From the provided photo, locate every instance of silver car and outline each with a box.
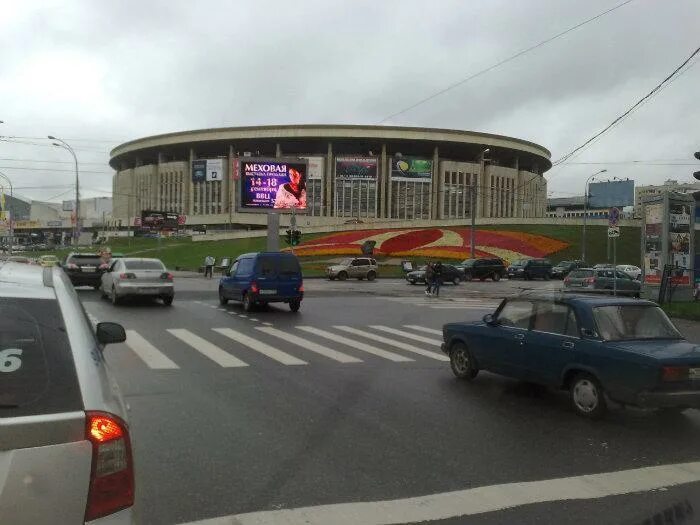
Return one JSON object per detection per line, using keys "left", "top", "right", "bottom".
{"left": 100, "top": 257, "right": 174, "bottom": 305}
{"left": 326, "top": 257, "right": 378, "bottom": 281}
{"left": 0, "top": 262, "right": 133, "bottom": 524}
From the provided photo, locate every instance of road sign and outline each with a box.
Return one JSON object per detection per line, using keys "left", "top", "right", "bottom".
{"left": 608, "top": 207, "right": 620, "bottom": 227}
{"left": 608, "top": 226, "right": 620, "bottom": 238}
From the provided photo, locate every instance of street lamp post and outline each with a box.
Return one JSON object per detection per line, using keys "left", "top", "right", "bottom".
{"left": 470, "top": 148, "right": 490, "bottom": 259}
{"left": 581, "top": 169, "right": 607, "bottom": 262}
{"left": 0, "top": 170, "right": 14, "bottom": 250}
{"left": 49, "top": 136, "right": 79, "bottom": 243}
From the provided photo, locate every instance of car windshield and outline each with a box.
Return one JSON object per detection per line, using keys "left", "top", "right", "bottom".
{"left": 510, "top": 260, "right": 526, "bottom": 266}
{"left": 338, "top": 259, "right": 352, "bottom": 266}
{"left": 460, "top": 260, "right": 476, "bottom": 267}
{"left": 569, "top": 269, "right": 594, "bottom": 278}
{"left": 555, "top": 261, "right": 572, "bottom": 267}
{"left": 592, "top": 305, "right": 683, "bottom": 341}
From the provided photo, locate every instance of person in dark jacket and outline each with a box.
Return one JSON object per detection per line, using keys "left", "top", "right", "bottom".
{"left": 424, "top": 262, "right": 435, "bottom": 296}
{"left": 432, "top": 261, "right": 443, "bottom": 297}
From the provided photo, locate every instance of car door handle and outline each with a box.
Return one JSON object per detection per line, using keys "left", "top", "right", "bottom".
{"left": 562, "top": 341, "right": 575, "bottom": 349}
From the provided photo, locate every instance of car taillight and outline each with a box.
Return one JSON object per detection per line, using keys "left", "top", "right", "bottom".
{"left": 662, "top": 366, "right": 689, "bottom": 382}
{"left": 160, "top": 272, "right": 174, "bottom": 281}
{"left": 584, "top": 277, "right": 595, "bottom": 285}
{"left": 84, "top": 411, "right": 134, "bottom": 521}
{"left": 67, "top": 263, "right": 78, "bottom": 270}
{"left": 250, "top": 281, "right": 259, "bottom": 293}
{"left": 119, "top": 273, "right": 136, "bottom": 280}
{"left": 299, "top": 283, "right": 304, "bottom": 292}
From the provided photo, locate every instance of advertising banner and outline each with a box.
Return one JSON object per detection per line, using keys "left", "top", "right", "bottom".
{"left": 335, "top": 157, "right": 377, "bottom": 180}
{"left": 47, "top": 220, "right": 63, "bottom": 227}
{"left": 668, "top": 202, "right": 691, "bottom": 284}
{"left": 62, "top": 200, "right": 74, "bottom": 212}
{"left": 141, "top": 210, "right": 180, "bottom": 230}
{"left": 206, "top": 158, "right": 223, "bottom": 182}
{"left": 192, "top": 160, "right": 207, "bottom": 183}
{"left": 301, "top": 156, "right": 324, "bottom": 180}
{"left": 643, "top": 203, "right": 663, "bottom": 284}
{"left": 588, "top": 180, "right": 634, "bottom": 208}
{"left": 239, "top": 158, "right": 308, "bottom": 211}
{"left": 390, "top": 157, "right": 433, "bottom": 181}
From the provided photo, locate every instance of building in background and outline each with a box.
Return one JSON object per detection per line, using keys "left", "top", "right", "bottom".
{"left": 635, "top": 180, "right": 700, "bottom": 218}
{"left": 29, "top": 197, "right": 113, "bottom": 229}
{"left": 0, "top": 194, "right": 31, "bottom": 221}
{"left": 109, "top": 125, "right": 551, "bottom": 228}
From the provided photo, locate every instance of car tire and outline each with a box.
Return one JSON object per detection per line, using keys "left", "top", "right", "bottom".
{"left": 93, "top": 284, "right": 101, "bottom": 290}
{"left": 329, "top": 276, "right": 336, "bottom": 281}
{"left": 569, "top": 372, "right": 607, "bottom": 419}
{"left": 162, "top": 295, "right": 174, "bottom": 306}
{"left": 452, "top": 276, "right": 461, "bottom": 285}
{"left": 219, "top": 288, "right": 228, "bottom": 305}
{"left": 367, "top": 271, "right": 376, "bottom": 281}
{"left": 111, "top": 286, "right": 120, "bottom": 306}
{"left": 492, "top": 273, "right": 501, "bottom": 282}
{"left": 449, "top": 343, "right": 478, "bottom": 380}
{"left": 408, "top": 279, "right": 416, "bottom": 285}
{"left": 338, "top": 271, "right": 348, "bottom": 281}
{"left": 464, "top": 272, "right": 473, "bottom": 282}
{"left": 243, "top": 293, "right": 254, "bottom": 312}
{"left": 289, "top": 299, "right": 301, "bottom": 313}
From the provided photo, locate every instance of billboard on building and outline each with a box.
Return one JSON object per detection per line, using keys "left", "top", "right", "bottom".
{"left": 588, "top": 180, "right": 634, "bottom": 208}
{"left": 335, "top": 157, "right": 377, "bottom": 180}
{"left": 141, "top": 210, "right": 180, "bottom": 230}
{"left": 301, "top": 156, "right": 324, "bottom": 180}
{"left": 62, "top": 200, "right": 74, "bottom": 211}
{"left": 192, "top": 159, "right": 224, "bottom": 183}
{"left": 390, "top": 157, "right": 432, "bottom": 181}
{"left": 239, "top": 158, "right": 308, "bottom": 211}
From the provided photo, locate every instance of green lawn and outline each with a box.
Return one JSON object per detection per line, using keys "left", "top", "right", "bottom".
{"left": 661, "top": 302, "right": 700, "bottom": 321}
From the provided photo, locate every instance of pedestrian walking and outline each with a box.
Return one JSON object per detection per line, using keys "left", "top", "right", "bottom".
{"left": 424, "top": 262, "right": 435, "bottom": 296}
{"left": 432, "top": 261, "right": 443, "bottom": 297}
{"left": 204, "top": 255, "right": 215, "bottom": 279}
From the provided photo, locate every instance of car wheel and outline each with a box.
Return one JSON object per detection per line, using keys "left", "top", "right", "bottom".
{"left": 492, "top": 273, "right": 501, "bottom": 282}
{"left": 464, "top": 272, "right": 473, "bottom": 282}
{"left": 408, "top": 279, "right": 416, "bottom": 285}
{"left": 452, "top": 276, "right": 461, "bottom": 285}
{"left": 219, "top": 288, "right": 228, "bottom": 305}
{"left": 569, "top": 372, "right": 607, "bottom": 419}
{"left": 111, "top": 286, "right": 120, "bottom": 306}
{"left": 289, "top": 299, "right": 301, "bottom": 312}
{"left": 633, "top": 292, "right": 640, "bottom": 299}
{"left": 93, "top": 284, "right": 101, "bottom": 290}
{"left": 367, "top": 271, "right": 376, "bottom": 281}
{"left": 162, "top": 295, "right": 174, "bottom": 306}
{"left": 449, "top": 343, "right": 478, "bottom": 380}
{"left": 329, "top": 276, "right": 336, "bottom": 281}
{"left": 243, "top": 293, "right": 254, "bottom": 312}
{"left": 338, "top": 271, "right": 348, "bottom": 281}
{"left": 479, "top": 277, "right": 486, "bottom": 282}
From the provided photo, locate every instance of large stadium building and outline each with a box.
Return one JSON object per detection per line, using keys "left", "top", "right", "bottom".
{"left": 110, "top": 125, "right": 551, "bottom": 228}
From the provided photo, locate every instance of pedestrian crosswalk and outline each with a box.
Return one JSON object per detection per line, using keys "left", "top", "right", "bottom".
{"left": 382, "top": 296, "right": 501, "bottom": 310}
{"left": 109, "top": 324, "right": 450, "bottom": 371}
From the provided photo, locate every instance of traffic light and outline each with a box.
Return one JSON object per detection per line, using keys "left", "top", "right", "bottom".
{"left": 291, "top": 229, "right": 301, "bottom": 246}
{"left": 285, "top": 229, "right": 293, "bottom": 245}
{"left": 694, "top": 151, "right": 700, "bottom": 180}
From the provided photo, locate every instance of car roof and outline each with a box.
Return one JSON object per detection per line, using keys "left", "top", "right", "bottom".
{"left": 0, "top": 262, "right": 56, "bottom": 299}
{"left": 238, "top": 251, "right": 298, "bottom": 259}
{"left": 517, "top": 291, "right": 655, "bottom": 307}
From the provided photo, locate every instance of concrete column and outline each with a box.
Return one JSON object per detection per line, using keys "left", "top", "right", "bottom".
{"left": 380, "top": 144, "right": 387, "bottom": 219}
{"left": 325, "top": 142, "right": 333, "bottom": 217}
{"left": 432, "top": 147, "right": 439, "bottom": 219}
{"left": 228, "top": 145, "right": 235, "bottom": 223}
{"left": 187, "top": 149, "right": 194, "bottom": 215}
{"left": 275, "top": 143, "right": 282, "bottom": 158}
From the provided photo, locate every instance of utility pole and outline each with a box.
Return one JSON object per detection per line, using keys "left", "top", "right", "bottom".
{"left": 49, "top": 136, "right": 79, "bottom": 243}
{"left": 0, "top": 171, "right": 13, "bottom": 250}
{"left": 581, "top": 169, "right": 607, "bottom": 262}
{"left": 471, "top": 148, "right": 490, "bottom": 259}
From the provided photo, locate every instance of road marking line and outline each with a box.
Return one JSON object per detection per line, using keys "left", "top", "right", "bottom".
{"left": 208, "top": 305, "right": 217, "bottom": 309}
{"left": 249, "top": 318, "right": 260, "bottom": 322}
{"left": 213, "top": 328, "right": 307, "bottom": 365}
{"left": 256, "top": 327, "right": 362, "bottom": 363}
{"left": 167, "top": 329, "right": 248, "bottom": 368}
{"left": 227, "top": 312, "right": 237, "bottom": 315}
{"left": 124, "top": 330, "right": 179, "bottom": 369}
{"left": 333, "top": 326, "right": 448, "bottom": 361}
{"left": 297, "top": 326, "right": 413, "bottom": 362}
{"left": 369, "top": 326, "right": 441, "bottom": 346}
{"left": 403, "top": 325, "right": 442, "bottom": 336}
{"left": 262, "top": 322, "right": 273, "bottom": 326}
{"left": 182, "top": 461, "right": 700, "bottom": 525}
{"left": 430, "top": 305, "right": 498, "bottom": 310}
{"left": 217, "top": 308, "right": 227, "bottom": 311}
{"left": 239, "top": 315, "right": 247, "bottom": 318}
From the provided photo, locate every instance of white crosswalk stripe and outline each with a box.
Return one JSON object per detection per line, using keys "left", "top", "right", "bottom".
{"left": 256, "top": 326, "right": 362, "bottom": 363}
{"left": 213, "top": 328, "right": 307, "bottom": 365}
{"left": 297, "top": 326, "right": 414, "bottom": 362}
{"left": 382, "top": 296, "right": 499, "bottom": 310}
{"left": 125, "top": 330, "right": 179, "bottom": 369}
{"left": 403, "top": 325, "right": 442, "bottom": 336}
{"left": 333, "top": 326, "right": 449, "bottom": 361}
{"left": 369, "top": 325, "right": 442, "bottom": 346}
{"left": 167, "top": 329, "right": 248, "bottom": 368}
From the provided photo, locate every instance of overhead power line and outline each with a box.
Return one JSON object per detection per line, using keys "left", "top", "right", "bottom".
{"left": 377, "top": 0, "right": 635, "bottom": 124}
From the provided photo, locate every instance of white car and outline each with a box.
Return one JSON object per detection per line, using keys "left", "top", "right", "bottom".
{"left": 616, "top": 264, "right": 642, "bottom": 280}
{"left": 101, "top": 257, "right": 174, "bottom": 305}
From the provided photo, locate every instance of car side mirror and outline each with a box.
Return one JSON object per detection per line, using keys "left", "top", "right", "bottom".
{"left": 96, "top": 322, "right": 126, "bottom": 345}
{"left": 483, "top": 313, "right": 498, "bottom": 326}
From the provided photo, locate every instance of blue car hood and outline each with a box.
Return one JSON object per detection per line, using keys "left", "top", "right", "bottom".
{"left": 609, "top": 339, "right": 700, "bottom": 360}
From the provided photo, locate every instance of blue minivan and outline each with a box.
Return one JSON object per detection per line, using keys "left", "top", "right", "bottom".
{"left": 218, "top": 252, "right": 304, "bottom": 312}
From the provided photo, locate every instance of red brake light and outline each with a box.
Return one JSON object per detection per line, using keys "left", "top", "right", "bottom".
{"left": 84, "top": 411, "right": 134, "bottom": 521}
{"left": 662, "top": 366, "right": 688, "bottom": 382}
{"left": 299, "top": 283, "right": 304, "bottom": 292}
{"left": 119, "top": 273, "right": 136, "bottom": 280}
{"left": 250, "top": 281, "right": 259, "bottom": 293}
{"left": 585, "top": 277, "right": 595, "bottom": 284}
{"left": 161, "top": 272, "right": 174, "bottom": 281}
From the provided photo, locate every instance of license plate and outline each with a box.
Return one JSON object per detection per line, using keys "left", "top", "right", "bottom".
{"left": 82, "top": 266, "right": 96, "bottom": 272}
{"left": 689, "top": 368, "right": 700, "bottom": 379}
{"left": 259, "top": 289, "right": 276, "bottom": 295}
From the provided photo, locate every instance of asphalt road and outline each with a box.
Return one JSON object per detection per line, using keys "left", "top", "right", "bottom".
{"left": 78, "top": 278, "right": 700, "bottom": 525}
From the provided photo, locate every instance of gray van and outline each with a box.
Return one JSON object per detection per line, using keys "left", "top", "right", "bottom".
{"left": 0, "top": 262, "right": 133, "bottom": 524}
{"left": 507, "top": 258, "right": 553, "bottom": 280}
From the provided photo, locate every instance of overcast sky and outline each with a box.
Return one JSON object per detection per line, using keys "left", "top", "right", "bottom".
{"left": 0, "top": 0, "right": 698, "bottom": 203}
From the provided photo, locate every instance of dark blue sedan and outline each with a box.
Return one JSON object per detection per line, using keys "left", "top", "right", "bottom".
{"left": 441, "top": 294, "right": 700, "bottom": 418}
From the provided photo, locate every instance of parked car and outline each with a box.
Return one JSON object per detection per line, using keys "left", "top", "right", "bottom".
{"left": 7, "top": 255, "right": 31, "bottom": 264}
{"left": 457, "top": 258, "right": 506, "bottom": 281}
{"left": 617, "top": 264, "right": 642, "bottom": 280}
{"left": 0, "top": 261, "right": 133, "bottom": 523}
{"left": 593, "top": 263, "right": 615, "bottom": 269}
{"left": 100, "top": 257, "right": 174, "bottom": 305}
{"left": 38, "top": 254, "right": 59, "bottom": 267}
{"left": 63, "top": 252, "right": 109, "bottom": 288}
{"left": 507, "top": 258, "right": 552, "bottom": 280}
{"left": 405, "top": 263, "right": 464, "bottom": 285}
{"left": 564, "top": 268, "right": 641, "bottom": 297}
{"left": 442, "top": 293, "right": 700, "bottom": 418}
{"left": 551, "top": 260, "right": 585, "bottom": 279}
{"left": 219, "top": 251, "right": 303, "bottom": 312}
{"left": 326, "top": 257, "right": 378, "bottom": 281}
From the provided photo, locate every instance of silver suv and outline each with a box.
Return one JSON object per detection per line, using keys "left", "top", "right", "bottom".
{"left": 326, "top": 257, "right": 378, "bottom": 281}
{"left": 0, "top": 262, "right": 134, "bottom": 524}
